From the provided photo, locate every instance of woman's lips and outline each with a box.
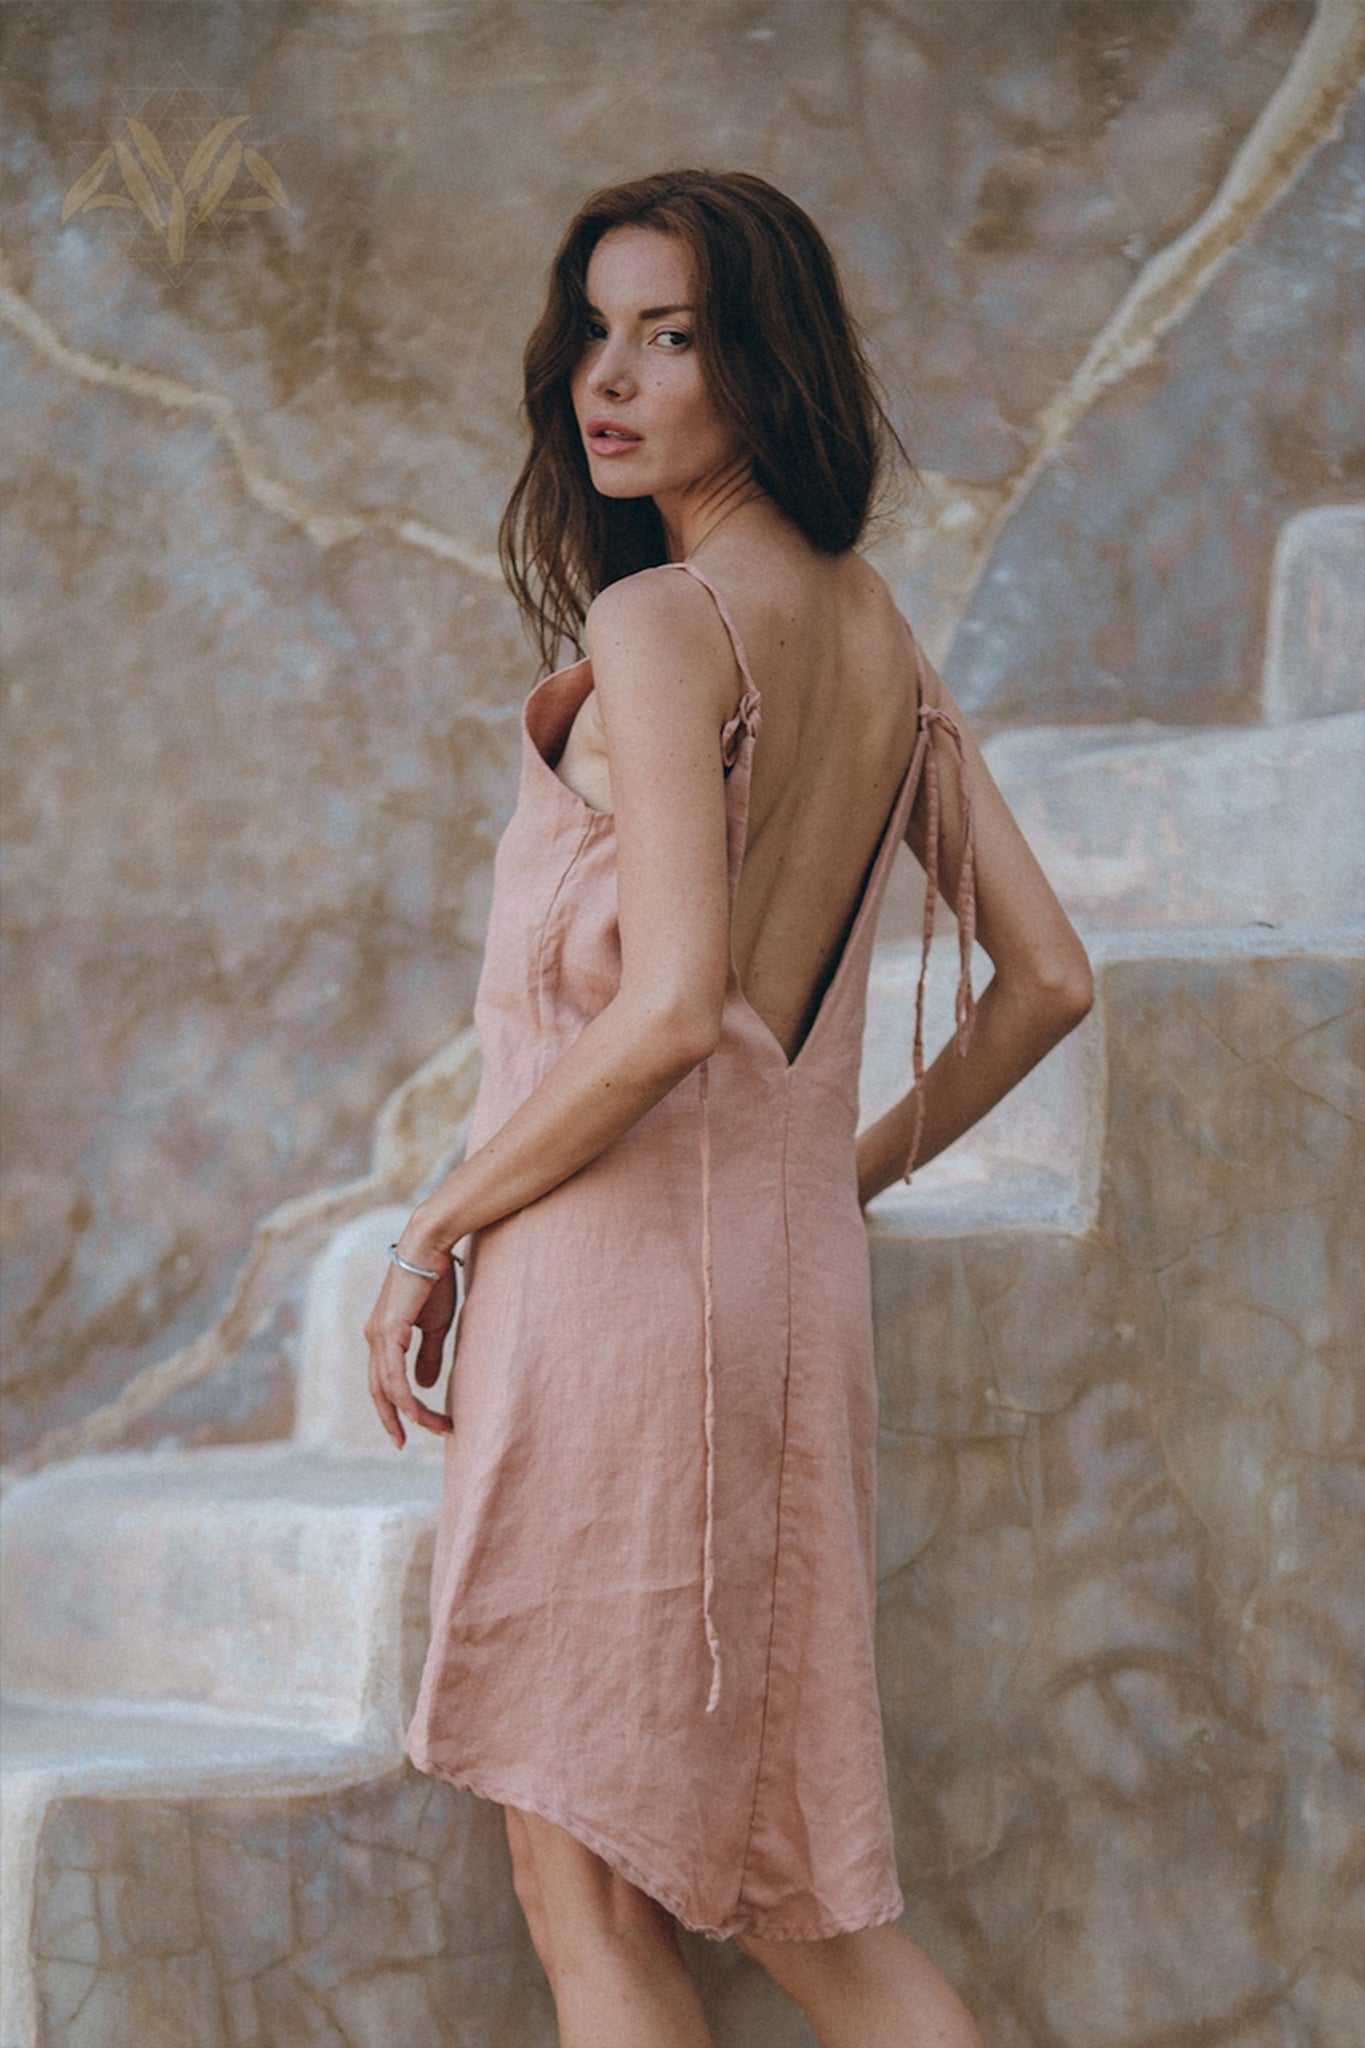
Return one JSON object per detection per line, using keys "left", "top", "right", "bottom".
{"left": 587, "top": 431, "right": 643, "bottom": 456}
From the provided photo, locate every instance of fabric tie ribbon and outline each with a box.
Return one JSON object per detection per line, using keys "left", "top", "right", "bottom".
{"left": 903, "top": 703, "right": 979, "bottom": 1182}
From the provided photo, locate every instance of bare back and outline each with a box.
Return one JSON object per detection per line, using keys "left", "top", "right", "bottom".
{"left": 558, "top": 540, "right": 926, "bottom": 1066}
{"left": 720, "top": 545, "right": 925, "bottom": 1064}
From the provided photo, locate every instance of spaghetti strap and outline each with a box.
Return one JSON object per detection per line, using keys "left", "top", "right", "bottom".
{"left": 664, "top": 559, "right": 762, "bottom": 700}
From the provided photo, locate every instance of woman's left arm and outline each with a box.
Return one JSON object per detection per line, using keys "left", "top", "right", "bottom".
{"left": 364, "top": 572, "right": 742, "bottom": 1445}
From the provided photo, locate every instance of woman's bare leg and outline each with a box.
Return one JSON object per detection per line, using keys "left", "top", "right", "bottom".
{"left": 505, "top": 1806, "right": 714, "bottom": 2048}
{"left": 736, "top": 1920, "right": 984, "bottom": 2048}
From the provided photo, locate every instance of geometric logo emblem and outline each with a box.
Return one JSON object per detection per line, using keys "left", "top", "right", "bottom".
{"left": 62, "top": 63, "right": 289, "bottom": 276}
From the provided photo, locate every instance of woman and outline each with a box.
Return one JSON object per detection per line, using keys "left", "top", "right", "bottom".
{"left": 365, "top": 169, "right": 1092, "bottom": 2047}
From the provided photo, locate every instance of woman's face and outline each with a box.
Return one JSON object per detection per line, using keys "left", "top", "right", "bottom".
{"left": 569, "top": 225, "right": 749, "bottom": 510}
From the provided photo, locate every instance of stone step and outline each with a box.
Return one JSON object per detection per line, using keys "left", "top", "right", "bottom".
{"left": 0, "top": 1446, "right": 439, "bottom": 1732}
{"left": 872, "top": 698, "right": 1362, "bottom": 1232}
{"left": 0, "top": 1699, "right": 383, "bottom": 1796}
{"left": 0, "top": 1448, "right": 445, "bottom": 2048}
{"left": 978, "top": 708, "right": 1363, "bottom": 930}
{"left": 860, "top": 934, "right": 1104, "bottom": 1235}
{"left": 868, "top": 933, "right": 1360, "bottom": 1440}
{"left": 1, "top": 1714, "right": 553, "bottom": 2048}
{"left": 862, "top": 917, "right": 1362, "bottom": 1237}
{"left": 0, "top": 1703, "right": 403, "bottom": 2048}
{"left": 1262, "top": 501, "right": 1365, "bottom": 723}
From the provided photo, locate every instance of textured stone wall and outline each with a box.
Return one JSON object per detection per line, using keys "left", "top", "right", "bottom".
{"left": 4, "top": 0, "right": 1356, "bottom": 1467}
{"left": 956, "top": 80, "right": 1365, "bottom": 724}
{"left": 866, "top": 948, "right": 1364, "bottom": 2046}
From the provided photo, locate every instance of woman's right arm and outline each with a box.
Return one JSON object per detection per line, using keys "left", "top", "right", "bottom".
{"left": 855, "top": 659, "right": 1094, "bottom": 1208}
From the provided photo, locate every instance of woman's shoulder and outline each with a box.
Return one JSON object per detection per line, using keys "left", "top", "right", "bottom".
{"left": 583, "top": 560, "right": 723, "bottom": 633}
{"left": 581, "top": 567, "right": 745, "bottom": 726}
{"left": 584, "top": 542, "right": 909, "bottom": 687}
{"left": 583, "top": 563, "right": 736, "bottom": 658}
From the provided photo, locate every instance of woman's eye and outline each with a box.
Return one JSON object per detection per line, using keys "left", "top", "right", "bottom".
{"left": 581, "top": 321, "right": 690, "bottom": 348}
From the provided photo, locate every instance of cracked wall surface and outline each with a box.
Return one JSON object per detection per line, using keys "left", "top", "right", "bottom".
{"left": 952, "top": 82, "right": 1365, "bottom": 724}
{"left": 30, "top": 1773, "right": 559, "bottom": 2048}
{"left": 0, "top": 9, "right": 1357, "bottom": 1458}
{"left": 867, "top": 951, "right": 1364, "bottom": 2048}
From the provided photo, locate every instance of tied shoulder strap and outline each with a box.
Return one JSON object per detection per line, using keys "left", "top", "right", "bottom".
{"left": 902, "top": 680, "right": 979, "bottom": 1182}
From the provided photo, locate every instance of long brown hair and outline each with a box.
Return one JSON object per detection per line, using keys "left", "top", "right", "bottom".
{"left": 498, "top": 169, "right": 916, "bottom": 672}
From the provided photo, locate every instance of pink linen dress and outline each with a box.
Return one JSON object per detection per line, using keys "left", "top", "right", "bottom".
{"left": 405, "top": 559, "right": 978, "bottom": 1942}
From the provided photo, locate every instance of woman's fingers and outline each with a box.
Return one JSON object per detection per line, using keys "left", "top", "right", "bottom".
{"left": 366, "top": 1317, "right": 406, "bottom": 1447}
{"left": 369, "top": 1375, "right": 405, "bottom": 1449}
{"left": 365, "top": 1271, "right": 454, "bottom": 1445}
{"left": 369, "top": 1332, "right": 452, "bottom": 1443}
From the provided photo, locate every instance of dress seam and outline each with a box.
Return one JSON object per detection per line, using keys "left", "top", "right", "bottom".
{"left": 531, "top": 815, "right": 596, "bottom": 1034}
{"left": 733, "top": 1075, "right": 796, "bottom": 1912}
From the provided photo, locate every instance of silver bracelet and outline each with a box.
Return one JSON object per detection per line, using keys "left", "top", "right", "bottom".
{"left": 388, "top": 1242, "right": 464, "bottom": 1282}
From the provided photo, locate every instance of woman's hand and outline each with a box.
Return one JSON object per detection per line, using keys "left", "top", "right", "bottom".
{"left": 363, "top": 1254, "right": 458, "bottom": 1448}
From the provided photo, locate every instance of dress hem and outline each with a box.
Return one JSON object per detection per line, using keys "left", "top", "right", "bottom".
{"left": 405, "top": 1743, "right": 906, "bottom": 1946}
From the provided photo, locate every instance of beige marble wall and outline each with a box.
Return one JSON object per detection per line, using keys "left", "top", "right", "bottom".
{"left": 2, "top": 0, "right": 1354, "bottom": 1466}
{"left": 956, "top": 81, "right": 1365, "bottom": 725}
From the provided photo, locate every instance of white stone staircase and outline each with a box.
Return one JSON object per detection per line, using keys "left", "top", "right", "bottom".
{"left": 865, "top": 527, "right": 1362, "bottom": 1238}
{"left": 0, "top": 1440, "right": 447, "bottom": 2047}
{"left": 1, "top": 505, "right": 1360, "bottom": 2048}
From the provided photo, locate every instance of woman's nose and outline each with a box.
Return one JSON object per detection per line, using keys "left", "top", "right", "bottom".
{"left": 588, "top": 338, "right": 635, "bottom": 398}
